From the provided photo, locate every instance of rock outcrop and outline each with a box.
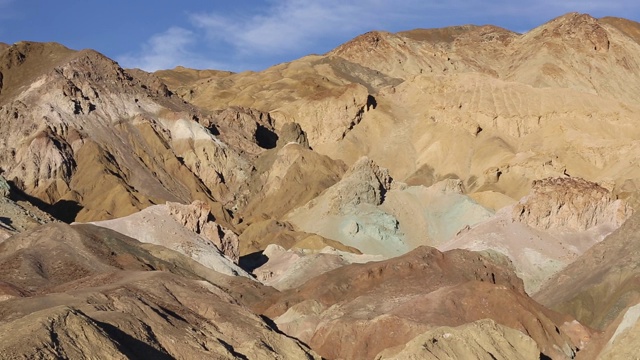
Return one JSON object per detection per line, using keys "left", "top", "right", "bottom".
{"left": 376, "top": 319, "right": 541, "bottom": 360}
{"left": 287, "top": 157, "right": 408, "bottom": 257}
{"left": 328, "top": 156, "right": 395, "bottom": 214}
{"left": 513, "top": 177, "right": 632, "bottom": 232}
{"left": 166, "top": 200, "right": 239, "bottom": 262}
{"left": 89, "top": 203, "right": 247, "bottom": 276}
{"left": 207, "top": 106, "right": 278, "bottom": 156}
{"left": 0, "top": 175, "right": 9, "bottom": 198}
{"left": 441, "top": 177, "right": 633, "bottom": 293}
{"left": 277, "top": 122, "right": 310, "bottom": 149}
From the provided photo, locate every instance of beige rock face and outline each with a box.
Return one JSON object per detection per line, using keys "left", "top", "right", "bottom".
{"left": 0, "top": 175, "right": 9, "bottom": 198}
{"left": 166, "top": 200, "right": 239, "bottom": 262}
{"left": 238, "top": 142, "right": 346, "bottom": 223}
{"left": 376, "top": 319, "right": 541, "bottom": 360}
{"left": 89, "top": 203, "right": 247, "bottom": 277}
{"left": 513, "top": 177, "right": 632, "bottom": 232}
{"left": 441, "top": 177, "right": 632, "bottom": 293}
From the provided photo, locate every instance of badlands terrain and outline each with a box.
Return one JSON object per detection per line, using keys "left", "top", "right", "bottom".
{"left": 2, "top": 11, "right": 640, "bottom": 359}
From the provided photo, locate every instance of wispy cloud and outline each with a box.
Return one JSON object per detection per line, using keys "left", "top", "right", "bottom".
{"left": 190, "top": 0, "right": 363, "bottom": 56}
{"left": 116, "top": 26, "right": 223, "bottom": 72}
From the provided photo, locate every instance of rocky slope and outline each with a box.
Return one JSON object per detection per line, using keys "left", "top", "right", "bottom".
{"left": 535, "top": 211, "right": 640, "bottom": 330}
{"left": 0, "top": 223, "right": 319, "bottom": 358}
{"left": 441, "top": 177, "right": 633, "bottom": 293}
{"left": 168, "top": 13, "right": 640, "bottom": 212}
{"left": 0, "top": 42, "right": 265, "bottom": 222}
{"left": 88, "top": 201, "right": 247, "bottom": 277}
{"left": 259, "top": 246, "right": 587, "bottom": 359}
{"left": 533, "top": 211, "right": 640, "bottom": 358}
{"left": 0, "top": 175, "right": 53, "bottom": 240}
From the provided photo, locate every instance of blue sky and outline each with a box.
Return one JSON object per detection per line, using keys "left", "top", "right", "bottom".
{"left": 1, "top": 1, "right": 640, "bottom": 72}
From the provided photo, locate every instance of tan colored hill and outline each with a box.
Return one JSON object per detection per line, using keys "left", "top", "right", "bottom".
{"left": 154, "top": 65, "right": 233, "bottom": 89}
{"left": 0, "top": 223, "right": 319, "bottom": 359}
{"left": 166, "top": 13, "right": 640, "bottom": 216}
{"left": 0, "top": 41, "right": 282, "bottom": 223}
{"left": 238, "top": 125, "right": 347, "bottom": 221}
{"left": 377, "top": 319, "right": 540, "bottom": 360}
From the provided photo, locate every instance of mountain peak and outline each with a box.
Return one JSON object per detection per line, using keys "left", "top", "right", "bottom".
{"left": 527, "top": 12, "right": 610, "bottom": 51}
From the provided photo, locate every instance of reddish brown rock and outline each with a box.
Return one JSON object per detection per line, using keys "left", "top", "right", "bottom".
{"left": 259, "top": 246, "right": 586, "bottom": 359}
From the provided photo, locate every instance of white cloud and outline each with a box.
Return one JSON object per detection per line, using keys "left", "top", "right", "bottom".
{"left": 190, "top": 0, "right": 363, "bottom": 55}
{"left": 117, "top": 26, "right": 223, "bottom": 71}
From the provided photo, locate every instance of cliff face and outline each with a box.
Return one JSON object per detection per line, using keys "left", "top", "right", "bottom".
{"left": 0, "top": 42, "right": 260, "bottom": 222}
{"left": 513, "top": 177, "right": 632, "bottom": 232}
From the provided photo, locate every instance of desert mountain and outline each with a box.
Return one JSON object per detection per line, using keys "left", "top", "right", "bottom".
{"left": 0, "top": 41, "right": 268, "bottom": 223}
{"left": 3, "top": 11, "right": 640, "bottom": 360}
{"left": 165, "top": 13, "right": 640, "bottom": 213}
